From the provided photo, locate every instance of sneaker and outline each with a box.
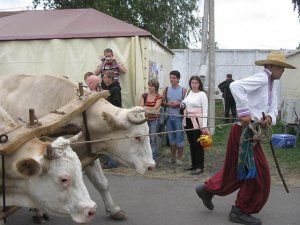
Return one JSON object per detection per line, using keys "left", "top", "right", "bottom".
{"left": 229, "top": 205, "right": 262, "bottom": 225}
{"left": 195, "top": 184, "right": 214, "bottom": 210}
{"left": 168, "top": 159, "right": 175, "bottom": 164}
{"left": 191, "top": 168, "right": 203, "bottom": 175}
{"left": 176, "top": 159, "right": 183, "bottom": 165}
{"left": 184, "top": 166, "right": 195, "bottom": 171}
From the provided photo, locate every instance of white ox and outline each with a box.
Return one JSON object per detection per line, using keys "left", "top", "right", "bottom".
{"left": 0, "top": 107, "right": 96, "bottom": 224}
{"left": 0, "top": 74, "right": 155, "bottom": 220}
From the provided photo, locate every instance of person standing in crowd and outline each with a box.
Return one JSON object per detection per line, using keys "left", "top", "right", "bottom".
{"left": 161, "top": 70, "right": 187, "bottom": 165}
{"left": 94, "top": 48, "right": 127, "bottom": 89}
{"left": 84, "top": 71, "right": 94, "bottom": 89}
{"left": 140, "top": 79, "right": 162, "bottom": 161}
{"left": 195, "top": 52, "right": 296, "bottom": 225}
{"left": 101, "top": 70, "right": 122, "bottom": 168}
{"left": 102, "top": 70, "right": 122, "bottom": 108}
{"left": 218, "top": 73, "right": 236, "bottom": 123}
{"left": 86, "top": 74, "right": 101, "bottom": 91}
{"left": 181, "top": 76, "right": 209, "bottom": 175}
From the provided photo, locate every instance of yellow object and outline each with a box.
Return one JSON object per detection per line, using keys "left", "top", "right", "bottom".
{"left": 197, "top": 135, "right": 213, "bottom": 151}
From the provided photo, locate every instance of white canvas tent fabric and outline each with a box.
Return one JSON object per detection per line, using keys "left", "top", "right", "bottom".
{"left": 0, "top": 9, "right": 173, "bottom": 107}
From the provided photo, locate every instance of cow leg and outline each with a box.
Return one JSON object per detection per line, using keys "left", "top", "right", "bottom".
{"left": 84, "top": 159, "right": 126, "bottom": 220}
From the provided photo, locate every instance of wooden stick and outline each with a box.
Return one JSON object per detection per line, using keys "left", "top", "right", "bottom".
{"left": 78, "top": 82, "right": 84, "bottom": 96}
{"left": 0, "top": 91, "right": 109, "bottom": 155}
{"left": 29, "top": 109, "right": 35, "bottom": 127}
{"left": 262, "top": 112, "right": 289, "bottom": 193}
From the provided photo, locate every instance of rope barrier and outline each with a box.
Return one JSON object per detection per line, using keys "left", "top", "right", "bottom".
{"left": 71, "top": 121, "right": 236, "bottom": 146}
{"left": 144, "top": 110, "right": 235, "bottom": 121}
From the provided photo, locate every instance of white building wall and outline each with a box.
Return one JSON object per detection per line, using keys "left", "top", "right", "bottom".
{"left": 283, "top": 51, "right": 300, "bottom": 98}
{"left": 171, "top": 49, "right": 296, "bottom": 107}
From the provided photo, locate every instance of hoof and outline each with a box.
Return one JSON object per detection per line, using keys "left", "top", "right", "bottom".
{"left": 110, "top": 209, "right": 127, "bottom": 220}
{"left": 32, "top": 216, "right": 44, "bottom": 224}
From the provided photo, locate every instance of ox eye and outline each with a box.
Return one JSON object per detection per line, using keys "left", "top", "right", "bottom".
{"left": 59, "top": 175, "right": 72, "bottom": 186}
{"left": 60, "top": 178, "right": 68, "bottom": 183}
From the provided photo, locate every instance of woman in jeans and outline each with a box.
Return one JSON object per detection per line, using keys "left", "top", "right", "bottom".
{"left": 181, "top": 76, "right": 209, "bottom": 174}
{"left": 140, "top": 79, "right": 162, "bottom": 160}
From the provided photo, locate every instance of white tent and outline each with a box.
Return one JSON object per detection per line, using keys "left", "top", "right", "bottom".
{"left": 0, "top": 8, "right": 173, "bottom": 107}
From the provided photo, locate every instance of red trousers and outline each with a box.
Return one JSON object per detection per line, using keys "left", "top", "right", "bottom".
{"left": 205, "top": 124, "right": 271, "bottom": 214}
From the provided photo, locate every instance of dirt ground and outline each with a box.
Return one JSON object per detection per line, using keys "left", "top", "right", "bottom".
{"left": 102, "top": 145, "right": 300, "bottom": 188}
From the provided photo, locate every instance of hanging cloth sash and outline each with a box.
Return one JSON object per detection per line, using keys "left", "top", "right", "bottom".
{"left": 237, "top": 125, "right": 257, "bottom": 180}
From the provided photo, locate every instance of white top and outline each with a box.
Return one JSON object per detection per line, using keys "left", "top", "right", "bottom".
{"left": 229, "top": 69, "right": 278, "bottom": 125}
{"left": 182, "top": 91, "right": 208, "bottom": 128}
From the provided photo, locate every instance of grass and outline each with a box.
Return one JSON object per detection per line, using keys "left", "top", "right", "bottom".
{"left": 263, "top": 124, "right": 300, "bottom": 172}
{"left": 213, "top": 99, "right": 300, "bottom": 176}
{"left": 109, "top": 100, "right": 300, "bottom": 185}
{"left": 157, "top": 99, "right": 300, "bottom": 177}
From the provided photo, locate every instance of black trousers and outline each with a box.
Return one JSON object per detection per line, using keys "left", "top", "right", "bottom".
{"left": 184, "top": 118, "right": 204, "bottom": 169}
{"left": 224, "top": 98, "right": 237, "bottom": 123}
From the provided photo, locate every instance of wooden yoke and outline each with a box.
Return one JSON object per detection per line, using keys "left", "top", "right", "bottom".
{"left": 0, "top": 90, "right": 109, "bottom": 155}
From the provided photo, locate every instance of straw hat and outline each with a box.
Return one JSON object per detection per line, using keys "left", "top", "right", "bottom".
{"left": 255, "top": 52, "right": 296, "bottom": 69}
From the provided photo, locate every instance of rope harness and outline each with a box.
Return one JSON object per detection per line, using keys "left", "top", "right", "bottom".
{"left": 244, "top": 121, "right": 272, "bottom": 145}
{"left": 238, "top": 121, "right": 272, "bottom": 180}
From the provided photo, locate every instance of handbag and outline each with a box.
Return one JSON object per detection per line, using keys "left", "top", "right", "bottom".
{"left": 179, "top": 106, "right": 185, "bottom": 115}
{"left": 159, "top": 106, "right": 168, "bottom": 125}
{"left": 180, "top": 90, "right": 191, "bottom": 115}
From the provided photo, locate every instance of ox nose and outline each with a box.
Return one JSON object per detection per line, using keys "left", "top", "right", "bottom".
{"left": 85, "top": 204, "right": 97, "bottom": 222}
{"left": 148, "top": 162, "right": 156, "bottom": 171}
{"left": 88, "top": 206, "right": 96, "bottom": 217}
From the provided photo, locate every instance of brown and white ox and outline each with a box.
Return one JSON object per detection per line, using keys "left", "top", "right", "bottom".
{"left": 0, "top": 74, "right": 155, "bottom": 220}
{"left": 0, "top": 106, "right": 96, "bottom": 224}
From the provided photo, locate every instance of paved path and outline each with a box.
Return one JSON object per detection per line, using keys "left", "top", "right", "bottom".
{"left": 6, "top": 174, "right": 300, "bottom": 225}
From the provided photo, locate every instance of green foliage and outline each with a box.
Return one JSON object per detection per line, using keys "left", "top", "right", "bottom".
{"left": 32, "top": 0, "right": 202, "bottom": 49}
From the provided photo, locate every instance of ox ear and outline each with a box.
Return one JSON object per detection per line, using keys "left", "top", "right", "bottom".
{"left": 102, "top": 111, "right": 126, "bottom": 130}
{"left": 16, "top": 158, "right": 41, "bottom": 177}
{"left": 127, "top": 108, "right": 147, "bottom": 125}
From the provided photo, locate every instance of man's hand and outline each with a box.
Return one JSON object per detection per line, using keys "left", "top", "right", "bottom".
{"left": 169, "top": 101, "right": 180, "bottom": 108}
{"left": 261, "top": 115, "right": 272, "bottom": 127}
{"left": 239, "top": 115, "right": 251, "bottom": 126}
{"left": 201, "top": 128, "right": 209, "bottom": 135}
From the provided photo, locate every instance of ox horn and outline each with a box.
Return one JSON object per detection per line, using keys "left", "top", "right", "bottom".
{"left": 68, "top": 131, "right": 83, "bottom": 143}
{"left": 44, "top": 144, "right": 56, "bottom": 160}
{"left": 127, "top": 110, "right": 147, "bottom": 125}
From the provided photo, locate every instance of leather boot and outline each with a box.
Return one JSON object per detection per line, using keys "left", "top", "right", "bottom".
{"left": 195, "top": 184, "right": 214, "bottom": 210}
{"left": 229, "top": 205, "right": 262, "bottom": 225}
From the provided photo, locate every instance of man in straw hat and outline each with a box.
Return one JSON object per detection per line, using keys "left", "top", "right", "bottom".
{"left": 195, "top": 52, "right": 296, "bottom": 225}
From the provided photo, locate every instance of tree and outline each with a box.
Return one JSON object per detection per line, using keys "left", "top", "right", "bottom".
{"left": 32, "top": 0, "right": 201, "bottom": 49}
{"left": 292, "top": 0, "right": 300, "bottom": 19}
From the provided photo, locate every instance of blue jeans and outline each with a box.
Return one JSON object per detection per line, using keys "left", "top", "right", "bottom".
{"left": 166, "top": 116, "right": 184, "bottom": 148}
{"left": 147, "top": 120, "right": 159, "bottom": 160}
